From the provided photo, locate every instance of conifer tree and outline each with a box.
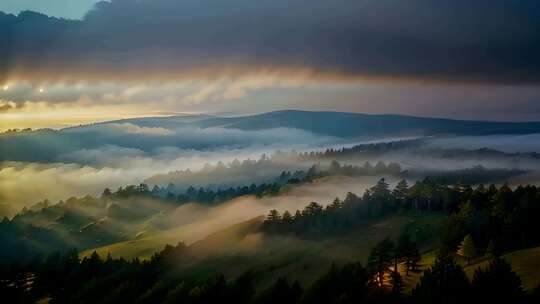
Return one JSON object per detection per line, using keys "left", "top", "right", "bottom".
{"left": 411, "top": 253, "right": 470, "bottom": 303}
{"left": 397, "top": 233, "right": 421, "bottom": 275}
{"left": 368, "top": 238, "right": 395, "bottom": 287}
{"left": 471, "top": 258, "right": 525, "bottom": 303}
{"left": 393, "top": 179, "right": 409, "bottom": 201}
{"left": 391, "top": 270, "right": 403, "bottom": 297}
{"left": 457, "top": 234, "right": 477, "bottom": 265}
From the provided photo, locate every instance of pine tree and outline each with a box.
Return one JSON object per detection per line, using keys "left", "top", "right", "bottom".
{"left": 393, "top": 179, "right": 409, "bottom": 201}
{"left": 266, "top": 209, "right": 281, "bottom": 223}
{"left": 471, "top": 258, "right": 525, "bottom": 303}
{"left": 282, "top": 211, "right": 292, "bottom": 223}
{"left": 411, "top": 252, "right": 470, "bottom": 303}
{"left": 368, "top": 238, "right": 395, "bottom": 287}
{"left": 397, "top": 233, "right": 421, "bottom": 275}
{"left": 370, "top": 178, "right": 391, "bottom": 199}
{"left": 457, "top": 234, "right": 477, "bottom": 265}
{"left": 390, "top": 270, "right": 403, "bottom": 298}
{"left": 327, "top": 197, "right": 342, "bottom": 211}
{"left": 255, "top": 277, "right": 302, "bottom": 304}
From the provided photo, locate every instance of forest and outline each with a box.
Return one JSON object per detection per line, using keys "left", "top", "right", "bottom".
{"left": 261, "top": 178, "right": 540, "bottom": 253}
{"left": 2, "top": 179, "right": 540, "bottom": 303}
{"left": 3, "top": 1, "right": 540, "bottom": 303}
{"left": 0, "top": 159, "right": 527, "bottom": 264}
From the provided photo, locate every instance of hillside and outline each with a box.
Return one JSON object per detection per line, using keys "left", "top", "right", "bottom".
{"left": 4, "top": 110, "right": 540, "bottom": 163}
{"left": 403, "top": 246, "right": 540, "bottom": 293}
{"left": 83, "top": 212, "right": 446, "bottom": 289}
{"left": 193, "top": 110, "right": 540, "bottom": 138}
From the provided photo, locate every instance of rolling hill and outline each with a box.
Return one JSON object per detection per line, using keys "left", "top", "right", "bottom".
{"left": 4, "top": 110, "right": 540, "bottom": 163}
{"left": 123, "top": 110, "right": 540, "bottom": 138}
{"left": 82, "top": 211, "right": 446, "bottom": 289}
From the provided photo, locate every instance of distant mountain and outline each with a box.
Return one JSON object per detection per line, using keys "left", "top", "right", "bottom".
{"left": 191, "top": 110, "right": 540, "bottom": 138}
{"left": 3, "top": 110, "right": 540, "bottom": 163}
{"left": 105, "top": 110, "right": 540, "bottom": 138}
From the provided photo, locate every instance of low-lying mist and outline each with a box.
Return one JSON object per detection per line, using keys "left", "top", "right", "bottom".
{"left": 0, "top": 124, "right": 356, "bottom": 216}
{"left": 0, "top": 147, "right": 309, "bottom": 217}
{"left": 425, "top": 134, "right": 540, "bottom": 153}
{"left": 5, "top": 134, "right": 540, "bottom": 217}
{"left": 89, "top": 175, "right": 388, "bottom": 258}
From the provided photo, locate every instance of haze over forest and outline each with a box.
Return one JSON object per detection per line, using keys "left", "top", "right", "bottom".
{"left": 1, "top": 1, "right": 540, "bottom": 304}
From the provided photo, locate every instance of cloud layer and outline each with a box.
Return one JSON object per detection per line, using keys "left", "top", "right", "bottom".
{"left": 1, "top": 0, "right": 539, "bottom": 84}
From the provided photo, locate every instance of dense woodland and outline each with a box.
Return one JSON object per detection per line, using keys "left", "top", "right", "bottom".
{"left": 2, "top": 178, "right": 540, "bottom": 303}
{"left": 0, "top": 154, "right": 537, "bottom": 303}
{"left": 262, "top": 178, "right": 540, "bottom": 253}
{"left": 0, "top": 161, "right": 519, "bottom": 262}
{"left": 0, "top": 160, "right": 403, "bottom": 264}
{"left": 0, "top": 160, "right": 530, "bottom": 264}
{"left": 0, "top": 253, "right": 512, "bottom": 303}
{"left": 1, "top": 227, "right": 538, "bottom": 303}
{"left": 125, "top": 161, "right": 521, "bottom": 204}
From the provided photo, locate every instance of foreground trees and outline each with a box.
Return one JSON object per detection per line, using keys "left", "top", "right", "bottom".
{"left": 397, "top": 233, "right": 421, "bottom": 276}
{"left": 367, "top": 238, "right": 395, "bottom": 287}
{"left": 367, "top": 235, "right": 420, "bottom": 292}
{"left": 2, "top": 245, "right": 533, "bottom": 304}
{"left": 2, "top": 178, "right": 540, "bottom": 303}
{"left": 471, "top": 258, "right": 525, "bottom": 303}
{"left": 411, "top": 253, "right": 471, "bottom": 304}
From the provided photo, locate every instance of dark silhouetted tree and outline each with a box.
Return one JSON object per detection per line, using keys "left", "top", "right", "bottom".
{"left": 368, "top": 238, "right": 395, "bottom": 287}
{"left": 397, "top": 233, "right": 421, "bottom": 276}
{"left": 411, "top": 252, "right": 470, "bottom": 304}
{"left": 255, "top": 277, "right": 302, "bottom": 304}
{"left": 393, "top": 179, "right": 409, "bottom": 201}
{"left": 302, "top": 263, "right": 369, "bottom": 304}
{"left": 471, "top": 258, "right": 525, "bottom": 303}
{"left": 390, "top": 270, "right": 403, "bottom": 298}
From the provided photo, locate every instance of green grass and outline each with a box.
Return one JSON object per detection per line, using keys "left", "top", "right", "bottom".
{"left": 82, "top": 211, "right": 446, "bottom": 289}
{"left": 401, "top": 246, "right": 540, "bottom": 294}
{"left": 81, "top": 211, "right": 540, "bottom": 293}
{"left": 464, "top": 246, "right": 540, "bottom": 291}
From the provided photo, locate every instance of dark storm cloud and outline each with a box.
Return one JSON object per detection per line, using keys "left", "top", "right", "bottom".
{"left": 1, "top": 0, "right": 539, "bottom": 83}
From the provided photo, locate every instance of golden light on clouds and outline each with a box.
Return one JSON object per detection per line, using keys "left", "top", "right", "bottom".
{"left": 0, "top": 72, "right": 343, "bottom": 131}
{"left": 0, "top": 103, "right": 169, "bottom": 132}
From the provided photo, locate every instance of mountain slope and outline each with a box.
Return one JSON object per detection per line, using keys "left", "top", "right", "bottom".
{"left": 193, "top": 110, "right": 540, "bottom": 138}
{"left": 82, "top": 212, "right": 445, "bottom": 289}
{"left": 80, "top": 110, "right": 540, "bottom": 139}
{"left": 3, "top": 110, "right": 540, "bottom": 163}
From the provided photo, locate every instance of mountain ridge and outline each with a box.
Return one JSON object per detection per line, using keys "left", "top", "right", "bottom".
{"left": 118, "top": 109, "right": 540, "bottom": 138}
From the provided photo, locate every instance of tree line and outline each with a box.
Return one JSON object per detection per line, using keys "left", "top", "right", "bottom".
{"left": 3, "top": 178, "right": 540, "bottom": 303}
{"left": 0, "top": 161, "right": 405, "bottom": 266}
{"left": 103, "top": 160, "right": 403, "bottom": 205}
{"left": 262, "top": 178, "right": 540, "bottom": 256}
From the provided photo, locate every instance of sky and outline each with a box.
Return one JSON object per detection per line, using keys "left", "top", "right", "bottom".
{"left": 0, "top": 0, "right": 100, "bottom": 19}
{"left": 1, "top": 0, "right": 540, "bottom": 130}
